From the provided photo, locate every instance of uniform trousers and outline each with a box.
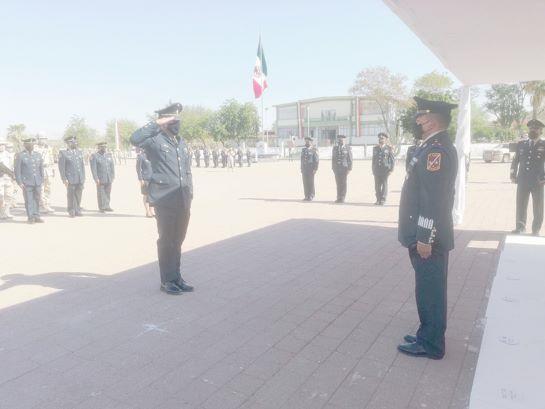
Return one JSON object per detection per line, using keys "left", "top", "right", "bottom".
{"left": 67, "top": 183, "right": 84, "bottom": 215}
{"left": 0, "top": 176, "right": 15, "bottom": 217}
{"left": 97, "top": 182, "right": 112, "bottom": 210}
{"left": 409, "top": 245, "right": 449, "bottom": 359}
{"left": 334, "top": 169, "right": 348, "bottom": 201}
{"left": 374, "top": 173, "right": 390, "bottom": 202}
{"left": 516, "top": 182, "right": 544, "bottom": 233}
{"left": 154, "top": 188, "right": 192, "bottom": 284}
{"left": 302, "top": 169, "right": 316, "bottom": 199}
{"left": 23, "top": 185, "right": 42, "bottom": 219}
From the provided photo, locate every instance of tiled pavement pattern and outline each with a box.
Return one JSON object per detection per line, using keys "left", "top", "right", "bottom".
{"left": 0, "top": 160, "right": 526, "bottom": 409}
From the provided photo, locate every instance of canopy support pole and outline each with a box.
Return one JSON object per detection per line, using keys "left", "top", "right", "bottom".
{"left": 453, "top": 86, "right": 471, "bottom": 225}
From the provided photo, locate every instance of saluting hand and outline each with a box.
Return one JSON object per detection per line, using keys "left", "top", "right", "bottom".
{"left": 417, "top": 241, "right": 432, "bottom": 259}
{"left": 156, "top": 116, "right": 177, "bottom": 126}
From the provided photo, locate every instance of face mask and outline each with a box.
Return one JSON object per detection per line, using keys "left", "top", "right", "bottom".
{"left": 528, "top": 129, "right": 540, "bottom": 139}
{"left": 167, "top": 120, "right": 180, "bottom": 135}
{"left": 413, "top": 122, "right": 424, "bottom": 140}
{"left": 305, "top": 142, "right": 310, "bottom": 147}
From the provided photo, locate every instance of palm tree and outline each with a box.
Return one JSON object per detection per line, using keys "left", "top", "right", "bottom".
{"left": 6, "top": 124, "right": 26, "bottom": 150}
{"left": 523, "top": 81, "right": 545, "bottom": 120}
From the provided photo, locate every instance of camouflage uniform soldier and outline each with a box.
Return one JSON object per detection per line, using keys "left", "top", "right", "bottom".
{"left": 36, "top": 135, "right": 55, "bottom": 213}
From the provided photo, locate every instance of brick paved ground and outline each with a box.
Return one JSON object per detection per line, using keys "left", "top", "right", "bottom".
{"left": 0, "top": 159, "right": 528, "bottom": 409}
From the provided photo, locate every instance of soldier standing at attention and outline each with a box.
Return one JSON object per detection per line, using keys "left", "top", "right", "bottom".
{"left": 15, "top": 137, "right": 44, "bottom": 224}
{"left": 194, "top": 147, "right": 201, "bottom": 168}
{"left": 397, "top": 97, "right": 458, "bottom": 360}
{"left": 0, "top": 140, "right": 15, "bottom": 220}
{"left": 212, "top": 148, "right": 219, "bottom": 168}
{"left": 203, "top": 147, "right": 210, "bottom": 168}
{"left": 300, "top": 136, "right": 319, "bottom": 201}
{"left": 406, "top": 138, "right": 421, "bottom": 172}
{"left": 136, "top": 147, "right": 154, "bottom": 217}
{"left": 130, "top": 103, "right": 194, "bottom": 295}
{"left": 331, "top": 135, "right": 352, "bottom": 203}
{"left": 90, "top": 142, "right": 115, "bottom": 213}
{"left": 237, "top": 148, "right": 244, "bottom": 167}
{"left": 58, "top": 136, "right": 85, "bottom": 217}
{"left": 35, "top": 135, "right": 55, "bottom": 213}
{"left": 372, "top": 132, "right": 395, "bottom": 205}
{"left": 246, "top": 149, "right": 252, "bottom": 167}
{"left": 511, "top": 119, "right": 545, "bottom": 236}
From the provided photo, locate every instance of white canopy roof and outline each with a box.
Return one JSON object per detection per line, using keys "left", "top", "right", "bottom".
{"left": 383, "top": 0, "right": 545, "bottom": 85}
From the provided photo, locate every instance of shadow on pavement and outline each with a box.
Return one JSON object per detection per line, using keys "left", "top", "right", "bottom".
{"left": 239, "top": 197, "right": 398, "bottom": 207}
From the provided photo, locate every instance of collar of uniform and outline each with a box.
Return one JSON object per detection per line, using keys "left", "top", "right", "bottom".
{"left": 422, "top": 129, "right": 446, "bottom": 143}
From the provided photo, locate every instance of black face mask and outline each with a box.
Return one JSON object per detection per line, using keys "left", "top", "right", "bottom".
{"left": 305, "top": 142, "right": 310, "bottom": 147}
{"left": 413, "top": 122, "right": 424, "bottom": 140}
{"left": 528, "top": 129, "right": 540, "bottom": 139}
{"left": 167, "top": 120, "right": 180, "bottom": 136}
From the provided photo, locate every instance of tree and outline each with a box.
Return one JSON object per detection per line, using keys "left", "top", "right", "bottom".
{"left": 208, "top": 100, "right": 260, "bottom": 145}
{"left": 485, "top": 84, "right": 527, "bottom": 136}
{"left": 349, "top": 66, "right": 408, "bottom": 142}
{"left": 105, "top": 119, "right": 138, "bottom": 148}
{"left": 6, "top": 124, "right": 27, "bottom": 150}
{"left": 471, "top": 102, "right": 496, "bottom": 142}
{"left": 63, "top": 116, "right": 98, "bottom": 148}
{"left": 180, "top": 106, "right": 214, "bottom": 145}
{"left": 523, "top": 80, "right": 545, "bottom": 120}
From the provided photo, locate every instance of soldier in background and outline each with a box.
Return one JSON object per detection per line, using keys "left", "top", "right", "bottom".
{"left": 90, "top": 142, "right": 115, "bottom": 213}
{"left": 0, "top": 140, "right": 15, "bottom": 220}
{"left": 332, "top": 135, "right": 352, "bottom": 203}
{"left": 237, "top": 148, "right": 243, "bottom": 167}
{"left": 221, "top": 149, "right": 227, "bottom": 168}
{"left": 203, "top": 147, "right": 210, "bottom": 168}
{"left": 246, "top": 149, "right": 252, "bottom": 167}
{"left": 372, "top": 132, "right": 395, "bottom": 205}
{"left": 212, "top": 148, "right": 219, "bottom": 168}
{"left": 301, "top": 136, "right": 319, "bottom": 201}
{"left": 406, "top": 138, "right": 421, "bottom": 172}
{"left": 14, "top": 137, "right": 44, "bottom": 224}
{"left": 194, "top": 147, "right": 201, "bottom": 167}
{"left": 511, "top": 119, "right": 545, "bottom": 236}
{"left": 58, "top": 136, "right": 85, "bottom": 217}
{"left": 136, "top": 147, "right": 154, "bottom": 217}
{"left": 35, "top": 135, "right": 55, "bottom": 213}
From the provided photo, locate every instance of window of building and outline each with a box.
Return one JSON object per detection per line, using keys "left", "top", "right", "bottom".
{"left": 321, "top": 109, "right": 336, "bottom": 121}
{"left": 278, "top": 127, "right": 298, "bottom": 138}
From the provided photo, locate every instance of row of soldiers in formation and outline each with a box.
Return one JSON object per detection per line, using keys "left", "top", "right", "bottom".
{"left": 190, "top": 146, "right": 254, "bottom": 168}
{"left": 300, "top": 132, "right": 415, "bottom": 204}
{"left": 0, "top": 136, "right": 116, "bottom": 223}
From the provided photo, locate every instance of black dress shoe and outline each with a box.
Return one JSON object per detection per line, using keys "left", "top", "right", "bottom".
{"left": 34, "top": 217, "right": 45, "bottom": 223}
{"left": 511, "top": 228, "right": 524, "bottom": 234}
{"left": 397, "top": 342, "right": 443, "bottom": 360}
{"left": 160, "top": 282, "right": 183, "bottom": 295}
{"left": 404, "top": 334, "right": 417, "bottom": 343}
{"left": 175, "top": 280, "right": 194, "bottom": 292}
{"left": 105, "top": 208, "right": 114, "bottom": 212}
{"left": 75, "top": 212, "right": 83, "bottom": 217}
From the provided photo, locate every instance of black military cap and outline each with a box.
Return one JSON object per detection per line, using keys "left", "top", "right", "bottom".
{"left": 414, "top": 96, "right": 457, "bottom": 119}
{"left": 155, "top": 102, "right": 183, "bottom": 118}
{"left": 22, "top": 137, "right": 37, "bottom": 143}
{"left": 337, "top": 134, "right": 347, "bottom": 139}
{"left": 304, "top": 136, "right": 313, "bottom": 141}
{"left": 64, "top": 135, "right": 77, "bottom": 142}
{"left": 527, "top": 119, "right": 545, "bottom": 128}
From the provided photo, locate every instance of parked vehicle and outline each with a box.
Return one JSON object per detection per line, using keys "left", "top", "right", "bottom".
{"left": 483, "top": 143, "right": 513, "bottom": 163}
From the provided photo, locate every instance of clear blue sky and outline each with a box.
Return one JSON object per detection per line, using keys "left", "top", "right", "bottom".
{"left": 0, "top": 0, "right": 454, "bottom": 139}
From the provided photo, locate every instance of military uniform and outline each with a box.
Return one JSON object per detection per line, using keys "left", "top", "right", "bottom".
{"left": 511, "top": 132, "right": 545, "bottom": 235}
{"left": 35, "top": 138, "right": 55, "bottom": 213}
{"left": 406, "top": 144, "right": 418, "bottom": 172}
{"left": 203, "top": 149, "right": 210, "bottom": 168}
{"left": 221, "top": 150, "right": 227, "bottom": 168}
{"left": 398, "top": 97, "right": 458, "bottom": 360}
{"left": 237, "top": 149, "right": 243, "bottom": 167}
{"left": 301, "top": 139, "right": 319, "bottom": 201}
{"left": 58, "top": 138, "right": 86, "bottom": 217}
{"left": 212, "top": 149, "right": 219, "bottom": 168}
{"left": 0, "top": 142, "right": 15, "bottom": 219}
{"left": 15, "top": 139, "right": 44, "bottom": 223}
{"left": 331, "top": 136, "right": 352, "bottom": 203}
{"left": 90, "top": 144, "right": 115, "bottom": 212}
{"left": 130, "top": 103, "right": 193, "bottom": 294}
{"left": 372, "top": 142, "right": 395, "bottom": 204}
{"left": 246, "top": 150, "right": 252, "bottom": 167}
{"left": 194, "top": 148, "right": 201, "bottom": 167}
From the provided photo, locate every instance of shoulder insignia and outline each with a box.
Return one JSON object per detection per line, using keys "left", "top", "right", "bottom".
{"left": 427, "top": 152, "right": 441, "bottom": 172}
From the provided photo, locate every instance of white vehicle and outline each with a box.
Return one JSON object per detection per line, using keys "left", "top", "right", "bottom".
{"left": 482, "top": 143, "right": 513, "bottom": 163}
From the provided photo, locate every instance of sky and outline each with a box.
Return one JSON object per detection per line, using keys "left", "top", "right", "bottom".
{"left": 0, "top": 0, "right": 456, "bottom": 139}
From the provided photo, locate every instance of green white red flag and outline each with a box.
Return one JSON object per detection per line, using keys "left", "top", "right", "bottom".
{"left": 253, "top": 37, "right": 268, "bottom": 99}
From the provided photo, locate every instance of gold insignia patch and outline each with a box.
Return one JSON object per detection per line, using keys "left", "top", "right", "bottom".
{"left": 427, "top": 153, "right": 441, "bottom": 172}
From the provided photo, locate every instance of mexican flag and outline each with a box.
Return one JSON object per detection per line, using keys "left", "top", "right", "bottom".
{"left": 253, "top": 37, "right": 268, "bottom": 99}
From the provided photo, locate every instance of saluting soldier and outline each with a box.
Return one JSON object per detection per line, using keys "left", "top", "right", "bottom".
{"left": 397, "top": 97, "right": 458, "bottom": 360}
{"left": 58, "top": 136, "right": 85, "bottom": 217}
{"left": 372, "top": 132, "right": 395, "bottom": 205}
{"left": 406, "top": 138, "right": 421, "bottom": 172}
{"left": 331, "top": 134, "right": 352, "bottom": 203}
{"left": 130, "top": 103, "right": 194, "bottom": 295}
{"left": 300, "top": 136, "right": 319, "bottom": 201}
{"left": 90, "top": 142, "right": 115, "bottom": 213}
{"left": 14, "top": 137, "right": 44, "bottom": 223}
{"left": 511, "top": 119, "right": 545, "bottom": 236}
{"left": 35, "top": 135, "right": 55, "bottom": 213}
{"left": 203, "top": 147, "right": 210, "bottom": 168}
{"left": 136, "top": 147, "right": 154, "bottom": 217}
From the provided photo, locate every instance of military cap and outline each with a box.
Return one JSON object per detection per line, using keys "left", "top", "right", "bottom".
{"left": 155, "top": 102, "right": 183, "bottom": 118}
{"left": 64, "top": 135, "right": 77, "bottom": 142}
{"left": 414, "top": 96, "right": 457, "bottom": 119}
{"left": 337, "top": 134, "right": 347, "bottom": 139}
{"left": 527, "top": 119, "right": 545, "bottom": 128}
{"left": 304, "top": 136, "right": 313, "bottom": 141}
{"left": 22, "top": 137, "right": 37, "bottom": 143}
